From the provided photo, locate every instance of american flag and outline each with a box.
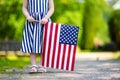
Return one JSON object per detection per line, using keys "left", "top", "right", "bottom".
{"left": 42, "top": 22, "right": 79, "bottom": 71}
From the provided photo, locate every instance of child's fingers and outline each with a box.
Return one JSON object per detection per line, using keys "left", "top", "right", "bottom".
{"left": 40, "top": 20, "right": 46, "bottom": 24}
{"left": 35, "top": 20, "right": 41, "bottom": 22}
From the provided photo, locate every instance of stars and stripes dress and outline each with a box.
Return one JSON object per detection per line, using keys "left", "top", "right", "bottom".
{"left": 21, "top": 0, "right": 50, "bottom": 53}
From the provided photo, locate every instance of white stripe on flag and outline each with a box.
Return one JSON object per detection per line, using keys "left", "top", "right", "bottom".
{"left": 46, "top": 22, "right": 54, "bottom": 67}
{"left": 49, "top": 23, "right": 56, "bottom": 67}
{"left": 69, "top": 45, "right": 74, "bottom": 71}
{"left": 53, "top": 24, "right": 61, "bottom": 69}
{"left": 64, "top": 45, "right": 69, "bottom": 70}
{"left": 58, "top": 44, "right": 64, "bottom": 69}
{"left": 44, "top": 22, "right": 51, "bottom": 67}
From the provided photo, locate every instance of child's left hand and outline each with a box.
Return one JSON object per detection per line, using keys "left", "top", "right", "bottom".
{"left": 40, "top": 17, "right": 48, "bottom": 24}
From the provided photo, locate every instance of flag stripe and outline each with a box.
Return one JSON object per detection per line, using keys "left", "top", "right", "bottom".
{"left": 69, "top": 45, "right": 74, "bottom": 71}
{"left": 47, "top": 22, "right": 53, "bottom": 67}
{"left": 61, "top": 44, "right": 66, "bottom": 69}
{"left": 64, "top": 45, "right": 69, "bottom": 70}
{"left": 42, "top": 22, "right": 48, "bottom": 66}
{"left": 51, "top": 23, "right": 59, "bottom": 68}
{"left": 58, "top": 44, "right": 64, "bottom": 69}
{"left": 66, "top": 45, "right": 71, "bottom": 70}
{"left": 44, "top": 22, "right": 51, "bottom": 67}
{"left": 49, "top": 23, "right": 56, "bottom": 67}
{"left": 53, "top": 24, "right": 61, "bottom": 68}
{"left": 71, "top": 46, "right": 77, "bottom": 71}
{"left": 56, "top": 44, "right": 61, "bottom": 69}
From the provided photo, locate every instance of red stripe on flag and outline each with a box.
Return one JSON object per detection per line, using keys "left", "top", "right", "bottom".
{"left": 66, "top": 45, "right": 71, "bottom": 70}
{"left": 56, "top": 44, "right": 61, "bottom": 69}
{"left": 47, "top": 22, "right": 53, "bottom": 67}
{"left": 51, "top": 23, "right": 59, "bottom": 68}
{"left": 42, "top": 22, "right": 48, "bottom": 66}
{"left": 61, "top": 44, "right": 66, "bottom": 69}
{"left": 71, "top": 46, "right": 77, "bottom": 71}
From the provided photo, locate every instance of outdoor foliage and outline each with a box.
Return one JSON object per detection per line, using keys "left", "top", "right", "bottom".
{"left": 0, "top": 0, "right": 25, "bottom": 41}
{"left": 81, "top": 0, "right": 111, "bottom": 49}
{"left": 109, "top": 10, "right": 120, "bottom": 49}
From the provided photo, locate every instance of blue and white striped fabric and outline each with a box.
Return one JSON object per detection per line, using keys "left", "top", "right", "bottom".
{"left": 21, "top": 0, "right": 50, "bottom": 53}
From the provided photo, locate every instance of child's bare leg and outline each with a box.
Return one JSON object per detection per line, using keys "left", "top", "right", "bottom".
{"left": 29, "top": 53, "right": 37, "bottom": 73}
{"left": 30, "top": 53, "right": 37, "bottom": 65}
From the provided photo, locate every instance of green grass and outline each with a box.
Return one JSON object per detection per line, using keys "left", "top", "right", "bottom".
{"left": 0, "top": 54, "right": 41, "bottom": 73}
{"left": 113, "top": 52, "right": 120, "bottom": 59}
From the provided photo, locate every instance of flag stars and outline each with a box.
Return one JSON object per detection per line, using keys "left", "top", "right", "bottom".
{"left": 59, "top": 24, "right": 79, "bottom": 45}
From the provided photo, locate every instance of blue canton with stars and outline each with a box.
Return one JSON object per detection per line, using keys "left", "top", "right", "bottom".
{"left": 59, "top": 24, "right": 79, "bottom": 45}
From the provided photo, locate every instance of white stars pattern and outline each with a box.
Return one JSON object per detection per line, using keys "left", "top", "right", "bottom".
{"left": 59, "top": 24, "right": 79, "bottom": 45}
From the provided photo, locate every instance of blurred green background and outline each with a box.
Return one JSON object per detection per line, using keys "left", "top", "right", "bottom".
{"left": 0, "top": 0, "right": 120, "bottom": 51}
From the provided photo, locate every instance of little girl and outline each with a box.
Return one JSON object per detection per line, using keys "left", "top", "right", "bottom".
{"left": 21, "top": 0, "right": 54, "bottom": 73}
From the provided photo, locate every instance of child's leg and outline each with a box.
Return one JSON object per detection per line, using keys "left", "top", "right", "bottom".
{"left": 29, "top": 53, "right": 38, "bottom": 73}
{"left": 30, "top": 53, "right": 37, "bottom": 65}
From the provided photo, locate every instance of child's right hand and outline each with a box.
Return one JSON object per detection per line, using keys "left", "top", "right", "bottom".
{"left": 27, "top": 16, "right": 36, "bottom": 22}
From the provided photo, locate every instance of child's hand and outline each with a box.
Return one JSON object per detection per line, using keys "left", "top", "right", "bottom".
{"left": 27, "top": 16, "right": 35, "bottom": 22}
{"left": 40, "top": 17, "right": 48, "bottom": 24}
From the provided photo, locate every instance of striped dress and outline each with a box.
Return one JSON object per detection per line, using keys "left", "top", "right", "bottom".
{"left": 21, "top": 0, "right": 50, "bottom": 53}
